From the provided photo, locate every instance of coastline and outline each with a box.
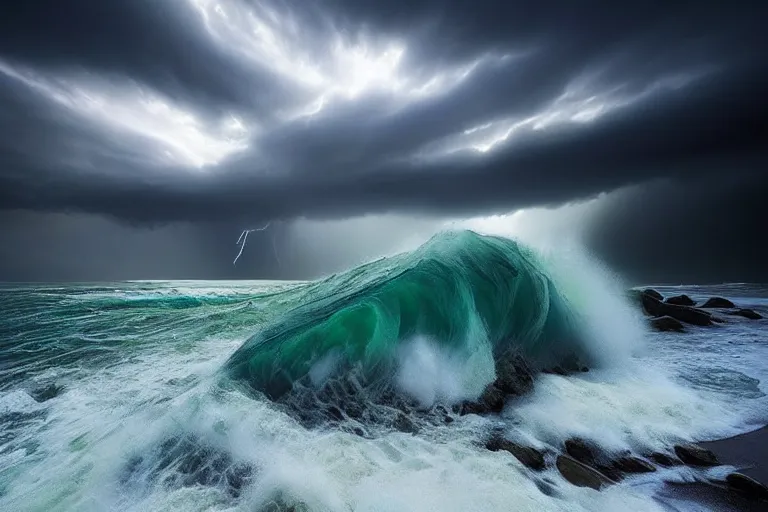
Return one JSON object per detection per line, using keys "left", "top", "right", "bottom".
{"left": 701, "top": 425, "right": 768, "bottom": 483}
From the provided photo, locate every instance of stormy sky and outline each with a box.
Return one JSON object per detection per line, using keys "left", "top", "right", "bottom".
{"left": 0, "top": 1, "right": 766, "bottom": 283}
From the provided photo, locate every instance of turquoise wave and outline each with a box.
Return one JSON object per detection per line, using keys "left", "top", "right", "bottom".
{"left": 224, "top": 230, "right": 588, "bottom": 399}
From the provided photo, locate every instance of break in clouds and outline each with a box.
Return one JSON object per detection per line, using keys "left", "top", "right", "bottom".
{"left": 0, "top": 1, "right": 766, "bottom": 281}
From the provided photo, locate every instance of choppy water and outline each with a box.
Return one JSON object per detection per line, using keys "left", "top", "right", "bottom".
{"left": 1, "top": 255, "right": 767, "bottom": 511}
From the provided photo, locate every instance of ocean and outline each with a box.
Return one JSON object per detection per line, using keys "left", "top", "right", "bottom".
{"left": 1, "top": 231, "right": 766, "bottom": 511}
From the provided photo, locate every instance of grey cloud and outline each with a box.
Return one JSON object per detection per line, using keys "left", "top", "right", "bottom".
{"left": 584, "top": 171, "right": 768, "bottom": 285}
{"left": 0, "top": 0, "right": 766, "bottom": 281}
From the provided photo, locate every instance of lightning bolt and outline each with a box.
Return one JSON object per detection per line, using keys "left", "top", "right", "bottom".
{"left": 233, "top": 222, "right": 271, "bottom": 265}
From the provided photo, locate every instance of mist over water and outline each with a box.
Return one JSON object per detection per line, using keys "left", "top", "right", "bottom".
{"left": 1, "top": 231, "right": 767, "bottom": 512}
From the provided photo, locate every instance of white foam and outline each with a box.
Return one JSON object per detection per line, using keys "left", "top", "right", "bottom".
{"left": 0, "top": 390, "right": 44, "bottom": 415}
{"left": 507, "top": 365, "right": 743, "bottom": 454}
{"left": 395, "top": 335, "right": 493, "bottom": 407}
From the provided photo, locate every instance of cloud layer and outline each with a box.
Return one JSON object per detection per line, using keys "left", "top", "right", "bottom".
{"left": 0, "top": 1, "right": 765, "bottom": 281}
{"left": 2, "top": 1, "right": 765, "bottom": 223}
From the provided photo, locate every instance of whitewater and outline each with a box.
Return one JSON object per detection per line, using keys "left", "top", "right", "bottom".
{"left": 1, "top": 231, "right": 767, "bottom": 511}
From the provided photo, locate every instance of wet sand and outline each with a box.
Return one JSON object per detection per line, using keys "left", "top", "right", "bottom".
{"left": 701, "top": 425, "right": 768, "bottom": 483}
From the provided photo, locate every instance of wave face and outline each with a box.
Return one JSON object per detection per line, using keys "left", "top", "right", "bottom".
{"left": 224, "top": 230, "right": 588, "bottom": 400}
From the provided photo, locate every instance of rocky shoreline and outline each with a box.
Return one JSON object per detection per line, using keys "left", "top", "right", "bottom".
{"left": 632, "top": 288, "right": 764, "bottom": 332}
{"left": 460, "top": 288, "right": 768, "bottom": 508}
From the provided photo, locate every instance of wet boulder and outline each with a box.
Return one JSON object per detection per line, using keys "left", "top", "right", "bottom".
{"left": 730, "top": 308, "right": 763, "bottom": 320}
{"left": 665, "top": 295, "right": 696, "bottom": 306}
{"left": 565, "top": 438, "right": 598, "bottom": 466}
{"left": 649, "top": 316, "right": 686, "bottom": 332}
{"left": 30, "top": 383, "right": 64, "bottom": 403}
{"left": 556, "top": 455, "right": 615, "bottom": 490}
{"left": 393, "top": 412, "right": 418, "bottom": 433}
{"left": 648, "top": 452, "right": 682, "bottom": 466}
{"left": 641, "top": 294, "right": 712, "bottom": 326}
{"left": 674, "top": 443, "right": 719, "bottom": 467}
{"left": 725, "top": 472, "right": 768, "bottom": 500}
{"left": 461, "top": 384, "right": 505, "bottom": 415}
{"left": 612, "top": 456, "right": 656, "bottom": 473}
{"left": 494, "top": 351, "right": 534, "bottom": 396}
{"left": 701, "top": 297, "right": 735, "bottom": 308}
{"left": 486, "top": 436, "right": 546, "bottom": 471}
{"left": 643, "top": 289, "right": 664, "bottom": 301}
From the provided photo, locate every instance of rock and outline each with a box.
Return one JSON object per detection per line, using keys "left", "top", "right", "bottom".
{"left": 494, "top": 351, "right": 534, "bottom": 396}
{"left": 730, "top": 308, "right": 763, "bottom": 320}
{"left": 565, "top": 438, "right": 597, "bottom": 466}
{"left": 648, "top": 452, "right": 682, "bottom": 467}
{"left": 556, "top": 455, "right": 614, "bottom": 490}
{"left": 393, "top": 412, "right": 418, "bottom": 433}
{"left": 725, "top": 472, "right": 768, "bottom": 500}
{"left": 649, "top": 316, "right": 686, "bottom": 332}
{"left": 701, "top": 297, "right": 736, "bottom": 308}
{"left": 326, "top": 405, "right": 344, "bottom": 421}
{"left": 30, "top": 383, "right": 64, "bottom": 402}
{"left": 641, "top": 294, "right": 712, "bottom": 326}
{"left": 643, "top": 289, "right": 664, "bottom": 301}
{"left": 665, "top": 294, "right": 696, "bottom": 306}
{"left": 612, "top": 456, "right": 657, "bottom": 473}
{"left": 461, "top": 384, "right": 505, "bottom": 415}
{"left": 674, "top": 443, "right": 719, "bottom": 467}
{"left": 486, "top": 436, "right": 546, "bottom": 471}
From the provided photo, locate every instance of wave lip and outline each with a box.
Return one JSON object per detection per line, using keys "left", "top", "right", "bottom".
{"left": 223, "top": 230, "right": 588, "bottom": 401}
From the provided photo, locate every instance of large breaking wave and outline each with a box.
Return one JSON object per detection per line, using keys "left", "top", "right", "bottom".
{"left": 223, "top": 230, "right": 591, "bottom": 401}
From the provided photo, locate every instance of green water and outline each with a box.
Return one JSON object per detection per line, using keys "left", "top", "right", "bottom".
{"left": 224, "top": 230, "right": 587, "bottom": 398}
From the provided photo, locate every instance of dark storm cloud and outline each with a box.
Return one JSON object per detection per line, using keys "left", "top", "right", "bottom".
{"left": 0, "top": 0, "right": 766, "bottom": 280}
{"left": 1, "top": 0, "right": 765, "bottom": 224}
{"left": 585, "top": 171, "right": 768, "bottom": 285}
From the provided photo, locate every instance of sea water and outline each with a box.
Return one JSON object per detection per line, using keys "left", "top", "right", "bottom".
{"left": 1, "top": 234, "right": 766, "bottom": 512}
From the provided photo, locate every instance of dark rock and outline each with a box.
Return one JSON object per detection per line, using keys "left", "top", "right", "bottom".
{"left": 701, "top": 297, "right": 736, "bottom": 308}
{"left": 674, "top": 443, "right": 719, "bottom": 467}
{"left": 612, "top": 456, "right": 657, "bottom": 473}
{"left": 641, "top": 294, "right": 712, "bottom": 326}
{"left": 326, "top": 405, "right": 344, "bottom": 421}
{"left": 665, "top": 294, "right": 696, "bottom": 306}
{"left": 731, "top": 308, "right": 763, "bottom": 320}
{"left": 393, "top": 413, "right": 417, "bottom": 433}
{"left": 556, "top": 455, "right": 615, "bottom": 490}
{"left": 649, "top": 316, "right": 686, "bottom": 332}
{"left": 543, "top": 366, "right": 568, "bottom": 376}
{"left": 461, "top": 384, "right": 505, "bottom": 415}
{"left": 580, "top": 367, "right": 589, "bottom": 373}
{"left": 649, "top": 452, "right": 682, "bottom": 467}
{"left": 725, "top": 472, "right": 768, "bottom": 500}
{"left": 643, "top": 289, "right": 664, "bottom": 301}
{"left": 30, "top": 383, "right": 64, "bottom": 402}
{"left": 486, "top": 436, "right": 546, "bottom": 471}
{"left": 565, "top": 438, "right": 597, "bottom": 466}
{"left": 494, "top": 351, "right": 535, "bottom": 396}
{"left": 595, "top": 464, "right": 625, "bottom": 482}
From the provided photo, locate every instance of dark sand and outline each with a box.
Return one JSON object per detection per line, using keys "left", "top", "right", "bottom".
{"left": 656, "top": 482, "right": 767, "bottom": 512}
{"left": 701, "top": 425, "right": 768, "bottom": 483}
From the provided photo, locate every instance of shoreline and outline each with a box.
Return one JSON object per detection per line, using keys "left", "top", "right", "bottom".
{"left": 701, "top": 425, "right": 768, "bottom": 483}
{"left": 655, "top": 425, "right": 768, "bottom": 511}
